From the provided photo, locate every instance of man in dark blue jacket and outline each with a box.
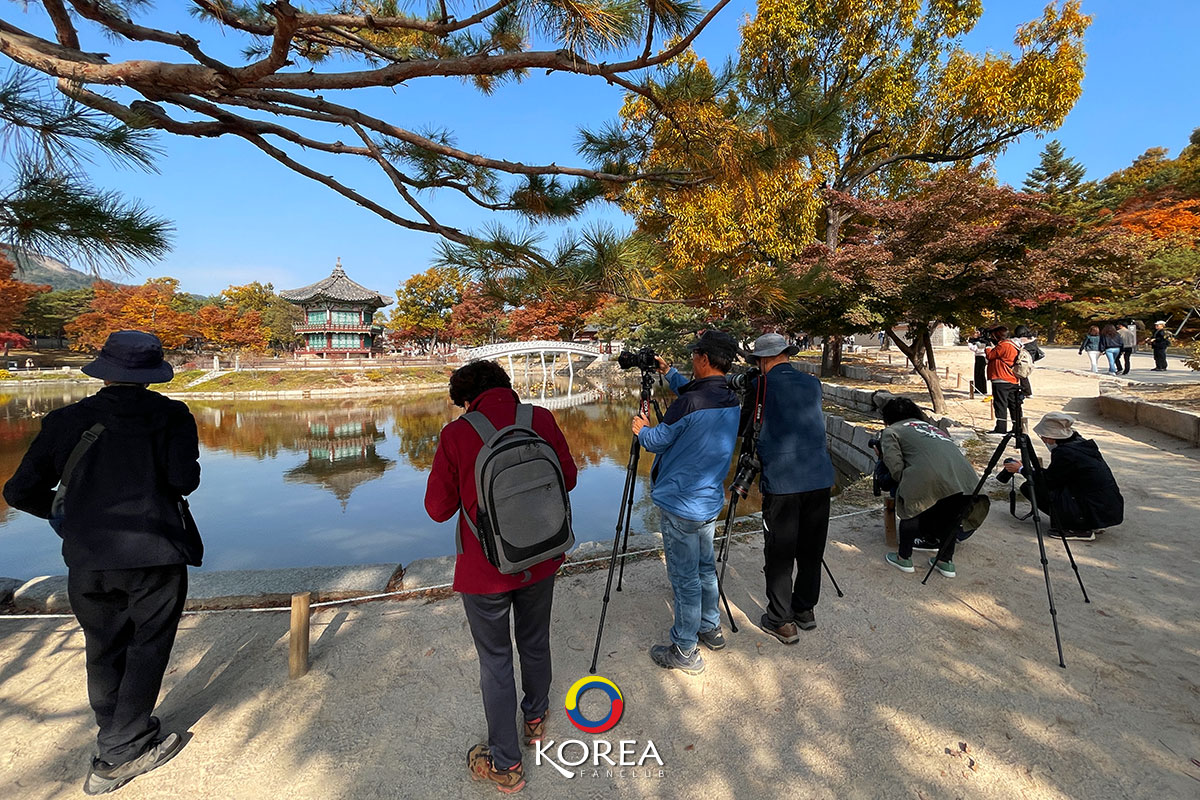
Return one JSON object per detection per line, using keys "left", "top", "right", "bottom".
{"left": 632, "top": 330, "right": 741, "bottom": 675}
{"left": 739, "top": 333, "right": 835, "bottom": 643}
{"left": 3, "top": 331, "right": 200, "bottom": 795}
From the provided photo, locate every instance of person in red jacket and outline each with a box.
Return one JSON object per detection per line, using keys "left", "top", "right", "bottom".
{"left": 424, "top": 360, "right": 577, "bottom": 794}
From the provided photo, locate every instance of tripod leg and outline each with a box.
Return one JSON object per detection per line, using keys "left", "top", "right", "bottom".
{"left": 589, "top": 437, "right": 641, "bottom": 673}
{"left": 615, "top": 448, "right": 641, "bottom": 593}
{"left": 1016, "top": 426, "right": 1067, "bottom": 668}
{"left": 715, "top": 494, "right": 740, "bottom": 633}
{"left": 821, "top": 559, "right": 844, "bottom": 597}
{"left": 1054, "top": 530, "right": 1091, "bottom": 603}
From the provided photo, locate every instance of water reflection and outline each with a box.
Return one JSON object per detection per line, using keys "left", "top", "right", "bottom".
{"left": 0, "top": 376, "right": 762, "bottom": 578}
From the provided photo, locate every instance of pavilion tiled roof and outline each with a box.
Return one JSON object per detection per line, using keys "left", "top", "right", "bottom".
{"left": 280, "top": 261, "right": 391, "bottom": 308}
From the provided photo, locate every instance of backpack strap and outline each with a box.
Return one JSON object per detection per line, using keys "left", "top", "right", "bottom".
{"left": 52, "top": 423, "right": 105, "bottom": 512}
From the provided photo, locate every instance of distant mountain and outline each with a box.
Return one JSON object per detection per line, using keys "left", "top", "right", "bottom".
{"left": 1, "top": 244, "right": 102, "bottom": 291}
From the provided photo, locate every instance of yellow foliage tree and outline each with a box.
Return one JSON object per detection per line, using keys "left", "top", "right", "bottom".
{"left": 609, "top": 0, "right": 1091, "bottom": 321}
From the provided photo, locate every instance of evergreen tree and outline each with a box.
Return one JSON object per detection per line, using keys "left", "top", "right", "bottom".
{"left": 1023, "top": 140, "right": 1089, "bottom": 211}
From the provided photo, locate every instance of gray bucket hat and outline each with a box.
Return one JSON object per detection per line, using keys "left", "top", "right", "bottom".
{"left": 740, "top": 333, "right": 799, "bottom": 359}
{"left": 82, "top": 330, "right": 174, "bottom": 384}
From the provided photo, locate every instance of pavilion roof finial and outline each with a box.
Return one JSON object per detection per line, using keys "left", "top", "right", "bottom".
{"left": 334, "top": 256, "right": 344, "bottom": 275}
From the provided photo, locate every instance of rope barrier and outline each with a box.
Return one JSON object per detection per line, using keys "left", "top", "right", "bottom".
{"left": 0, "top": 508, "right": 881, "bottom": 621}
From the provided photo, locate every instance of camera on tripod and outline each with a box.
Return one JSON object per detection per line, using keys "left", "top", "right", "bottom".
{"left": 996, "top": 457, "right": 1020, "bottom": 483}
{"left": 725, "top": 366, "right": 761, "bottom": 392}
{"left": 617, "top": 347, "right": 659, "bottom": 372}
{"left": 730, "top": 452, "right": 761, "bottom": 498}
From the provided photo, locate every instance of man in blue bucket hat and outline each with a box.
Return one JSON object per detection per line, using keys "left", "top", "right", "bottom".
{"left": 4, "top": 330, "right": 201, "bottom": 795}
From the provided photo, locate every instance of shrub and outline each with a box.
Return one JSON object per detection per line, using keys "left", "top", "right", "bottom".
{"left": 0, "top": 369, "right": 13, "bottom": 380}
{"left": 267, "top": 373, "right": 283, "bottom": 386}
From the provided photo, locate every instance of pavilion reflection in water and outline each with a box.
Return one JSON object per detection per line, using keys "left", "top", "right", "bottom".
{"left": 283, "top": 411, "right": 395, "bottom": 509}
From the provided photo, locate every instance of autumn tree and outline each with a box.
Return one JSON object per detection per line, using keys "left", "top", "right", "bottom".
{"left": 193, "top": 304, "right": 269, "bottom": 353}
{"left": 449, "top": 283, "right": 508, "bottom": 347}
{"left": 386, "top": 267, "right": 465, "bottom": 351}
{"left": 801, "top": 167, "right": 1130, "bottom": 413}
{"left": 0, "top": 253, "right": 49, "bottom": 332}
{"left": 572, "top": 0, "right": 1090, "bottom": 373}
{"left": 507, "top": 295, "right": 609, "bottom": 341}
{"left": 0, "top": 0, "right": 733, "bottom": 264}
{"left": 67, "top": 278, "right": 195, "bottom": 350}
{"left": 221, "top": 281, "right": 302, "bottom": 351}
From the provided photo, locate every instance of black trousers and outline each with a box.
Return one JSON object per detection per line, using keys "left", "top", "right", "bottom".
{"left": 761, "top": 488, "right": 831, "bottom": 626}
{"left": 1119, "top": 347, "right": 1132, "bottom": 374}
{"left": 68, "top": 565, "right": 187, "bottom": 764}
{"left": 991, "top": 381, "right": 1021, "bottom": 427}
{"left": 1153, "top": 347, "right": 1168, "bottom": 369}
{"left": 973, "top": 356, "right": 987, "bottom": 392}
{"left": 898, "top": 494, "right": 966, "bottom": 561}
{"left": 461, "top": 575, "right": 554, "bottom": 770}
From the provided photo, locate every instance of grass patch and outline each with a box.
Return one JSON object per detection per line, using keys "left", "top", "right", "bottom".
{"left": 179, "top": 367, "right": 451, "bottom": 393}
{"left": 157, "top": 369, "right": 209, "bottom": 391}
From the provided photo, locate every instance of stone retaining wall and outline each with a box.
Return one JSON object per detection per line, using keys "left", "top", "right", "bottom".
{"left": 1098, "top": 389, "right": 1200, "bottom": 446}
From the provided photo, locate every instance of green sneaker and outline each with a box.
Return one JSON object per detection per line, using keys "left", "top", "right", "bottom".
{"left": 885, "top": 553, "right": 914, "bottom": 573}
{"left": 928, "top": 557, "right": 956, "bottom": 578}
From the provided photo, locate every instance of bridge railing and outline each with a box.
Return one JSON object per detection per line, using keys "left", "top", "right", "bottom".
{"left": 458, "top": 340, "right": 605, "bottom": 360}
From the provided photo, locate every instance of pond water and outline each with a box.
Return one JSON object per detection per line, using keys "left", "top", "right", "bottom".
{"left": 0, "top": 378, "right": 794, "bottom": 579}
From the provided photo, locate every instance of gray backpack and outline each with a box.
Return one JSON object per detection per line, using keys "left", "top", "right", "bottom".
{"left": 459, "top": 404, "right": 574, "bottom": 575}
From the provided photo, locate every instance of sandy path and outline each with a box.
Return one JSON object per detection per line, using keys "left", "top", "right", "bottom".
{"left": 1, "top": 354, "right": 1197, "bottom": 799}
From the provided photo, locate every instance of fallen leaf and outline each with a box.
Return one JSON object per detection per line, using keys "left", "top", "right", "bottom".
{"left": 959, "top": 742, "right": 969, "bottom": 753}
{"left": 424, "top": 648, "right": 435, "bottom": 656}
{"left": 684, "top": 745, "right": 694, "bottom": 751}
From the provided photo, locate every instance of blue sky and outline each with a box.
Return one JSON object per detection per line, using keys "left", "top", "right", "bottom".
{"left": 13, "top": 0, "right": 1199, "bottom": 297}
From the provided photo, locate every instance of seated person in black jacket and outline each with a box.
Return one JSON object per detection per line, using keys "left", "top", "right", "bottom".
{"left": 1001, "top": 411, "right": 1123, "bottom": 541}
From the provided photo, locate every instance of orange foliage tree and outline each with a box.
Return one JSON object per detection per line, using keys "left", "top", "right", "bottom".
{"left": 0, "top": 254, "right": 50, "bottom": 332}
{"left": 507, "top": 296, "right": 610, "bottom": 341}
{"left": 67, "top": 278, "right": 195, "bottom": 351}
{"left": 193, "top": 305, "right": 269, "bottom": 353}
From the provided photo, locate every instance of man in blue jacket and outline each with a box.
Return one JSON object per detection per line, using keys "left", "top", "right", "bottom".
{"left": 739, "top": 333, "right": 835, "bottom": 643}
{"left": 632, "top": 330, "right": 741, "bottom": 675}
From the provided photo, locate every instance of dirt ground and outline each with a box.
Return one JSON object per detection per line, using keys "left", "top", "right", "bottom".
{"left": 1121, "top": 383, "right": 1200, "bottom": 412}
{"left": 0, "top": 354, "right": 1197, "bottom": 799}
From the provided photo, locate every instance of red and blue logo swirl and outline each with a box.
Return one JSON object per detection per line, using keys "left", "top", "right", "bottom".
{"left": 565, "top": 676, "right": 624, "bottom": 734}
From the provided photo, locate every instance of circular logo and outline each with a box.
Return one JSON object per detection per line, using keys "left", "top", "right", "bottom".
{"left": 564, "top": 676, "right": 624, "bottom": 734}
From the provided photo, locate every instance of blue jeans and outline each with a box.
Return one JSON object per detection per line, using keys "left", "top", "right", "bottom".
{"left": 1104, "top": 347, "right": 1120, "bottom": 374}
{"left": 659, "top": 509, "right": 720, "bottom": 653}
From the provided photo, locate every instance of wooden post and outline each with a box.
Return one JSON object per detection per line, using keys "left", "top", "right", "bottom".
{"left": 884, "top": 497, "right": 898, "bottom": 548}
{"left": 968, "top": 380, "right": 975, "bottom": 399}
{"left": 289, "top": 592, "right": 311, "bottom": 680}
{"left": 956, "top": 373, "right": 962, "bottom": 389}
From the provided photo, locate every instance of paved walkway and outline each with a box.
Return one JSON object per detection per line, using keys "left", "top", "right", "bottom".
{"left": 1032, "top": 345, "right": 1197, "bottom": 385}
{"left": 1, "top": 365, "right": 1197, "bottom": 799}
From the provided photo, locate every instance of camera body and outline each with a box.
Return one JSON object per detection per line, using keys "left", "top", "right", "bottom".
{"left": 969, "top": 329, "right": 997, "bottom": 348}
{"left": 995, "top": 457, "right": 1019, "bottom": 483}
{"left": 726, "top": 366, "right": 761, "bottom": 392}
{"left": 617, "top": 347, "right": 659, "bottom": 372}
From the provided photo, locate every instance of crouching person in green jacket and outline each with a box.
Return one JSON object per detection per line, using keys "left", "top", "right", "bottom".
{"left": 877, "top": 398, "right": 989, "bottom": 578}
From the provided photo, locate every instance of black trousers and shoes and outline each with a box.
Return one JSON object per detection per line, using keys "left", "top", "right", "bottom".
{"left": 461, "top": 575, "right": 555, "bottom": 771}
{"left": 990, "top": 381, "right": 1022, "bottom": 433}
{"left": 897, "top": 495, "right": 967, "bottom": 561}
{"left": 1153, "top": 348, "right": 1168, "bottom": 370}
{"left": 1120, "top": 347, "right": 1132, "bottom": 374}
{"left": 762, "top": 488, "right": 831, "bottom": 630}
{"left": 69, "top": 564, "right": 187, "bottom": 767}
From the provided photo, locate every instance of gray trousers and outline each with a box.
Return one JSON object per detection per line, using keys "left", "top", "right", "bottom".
{"left": 461, "top": 575, "right": 555, "bottom": 770}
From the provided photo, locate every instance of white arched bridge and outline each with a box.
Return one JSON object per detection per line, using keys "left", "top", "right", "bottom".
{"left": 457, "top": 340, "right": 606, "bottom": 381}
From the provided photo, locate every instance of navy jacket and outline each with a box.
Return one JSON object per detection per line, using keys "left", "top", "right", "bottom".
{"left": 740, "top": 363, "right": 835, "bottom": 495}
{"left": 638, "top": 369, "right": 740, "bottom": 522}
{"left": 3, "top": 385, "right": 203, "bottom": 570}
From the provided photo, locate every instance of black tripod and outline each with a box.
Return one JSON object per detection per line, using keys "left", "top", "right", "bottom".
{"left": 589, "top": 368, "right": 664, "bottom": 673}
{"left": 928, "top": 395, "right": 1089, "bottom": 668}
{"left": 715, "top": 370, "right": 843, "bottom": 633}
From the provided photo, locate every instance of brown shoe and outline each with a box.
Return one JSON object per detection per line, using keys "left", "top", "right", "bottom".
{"left": 468, "top": 744, "right": 525, "bottom": 793}
{"left": 522, "top": 713, "right": 546, "bottom": 747}
{"left": 759, "top": 614, "right": 800, "bottom": 644}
